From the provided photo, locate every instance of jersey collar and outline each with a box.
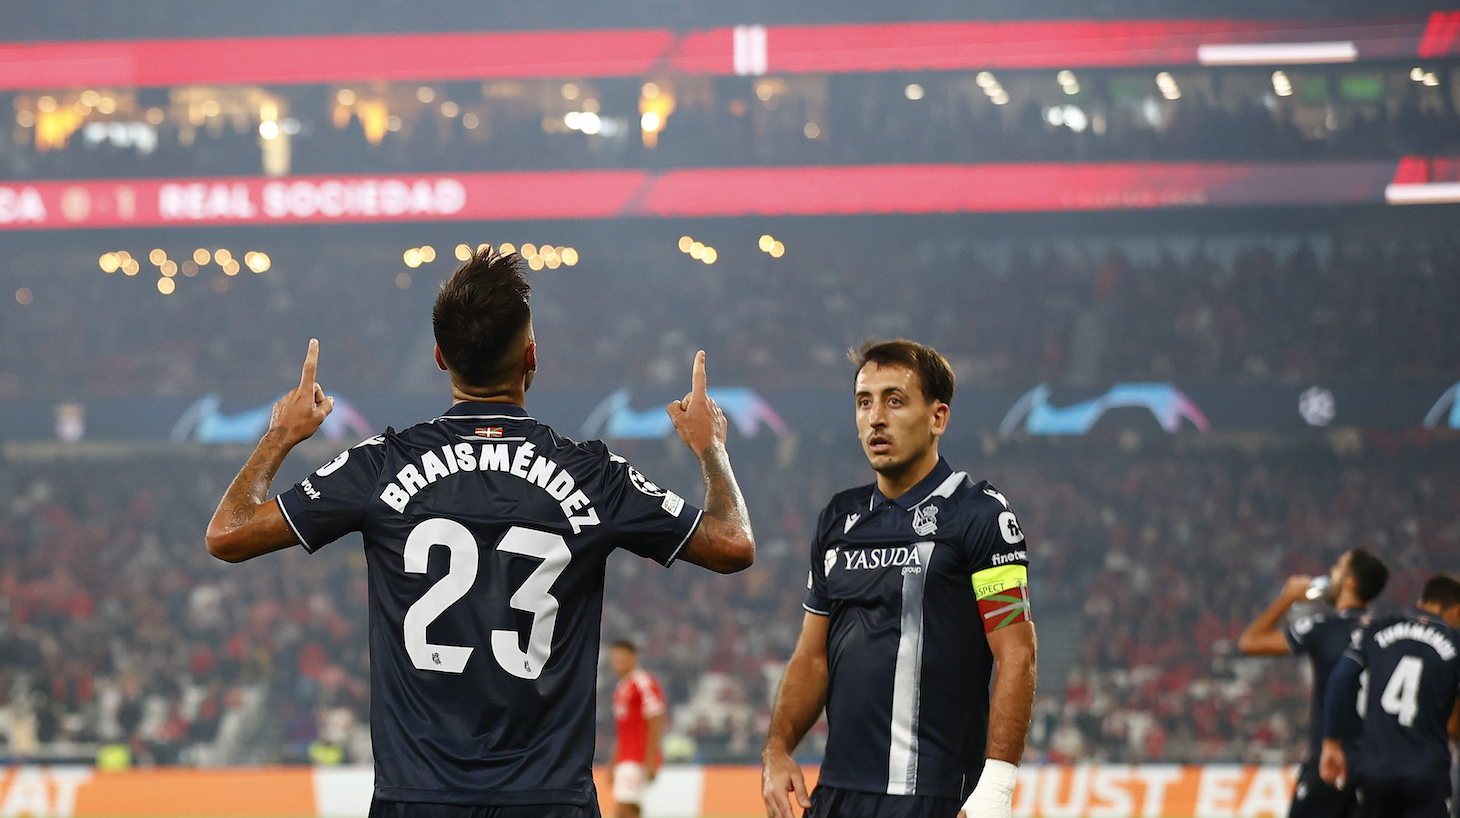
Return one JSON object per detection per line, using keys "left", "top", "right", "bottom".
{"left": 871, "top": 457, "right": 954, "bottom": 511}
{"left": 438, "top": 401, "right": 533, "bottom": 421}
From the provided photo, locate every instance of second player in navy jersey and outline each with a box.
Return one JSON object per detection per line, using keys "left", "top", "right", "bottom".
{"left": 1321, "top": 574, "right": 1460, "bottom": 818}
{"left": 1238, "top": 549, "right": 1389, "bottom": 818}
{"left": 204, "top": 249, "right": 755, "bottom": 816}
{"left": 762, "top": 340, "right": 1036, "bottom": 818}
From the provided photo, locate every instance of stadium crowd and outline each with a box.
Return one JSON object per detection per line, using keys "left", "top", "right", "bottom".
{"left": 0, "top": 432, "right": 1454, "bottom": 767}
{"left": 3, "top": 65, "right": 1457, "bottom": 181}
{"left": 4, "top": 234, "right": 1459, "bottom": 403}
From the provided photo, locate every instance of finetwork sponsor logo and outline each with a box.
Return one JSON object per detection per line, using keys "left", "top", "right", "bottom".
{"left": 991, "top": 550, "right": 1028, "bottom": 566}
{"left": 301, "top": 478, "right": 321, "bottom": 500}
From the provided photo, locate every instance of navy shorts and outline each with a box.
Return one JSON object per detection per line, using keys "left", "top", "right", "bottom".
{"left": 369, "top": 800, "right": 601, "bottom": 818}
{"left": 806, "top": 785, "right": 962, "bottom": 818}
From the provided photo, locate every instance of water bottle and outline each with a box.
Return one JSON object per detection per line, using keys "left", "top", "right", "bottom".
{"left": 1305, "top": 576, "right": 1330, "bottom": 601}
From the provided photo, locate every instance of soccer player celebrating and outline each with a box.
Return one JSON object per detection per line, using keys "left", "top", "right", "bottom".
{"left": 1321, "top": 574, "right": 1460, "bottom": 818}
{"left": 761, "top": 340, "right": 1037, "bottom": 818}
{"left": 1237, "top": 549, "right": 1389, "bottom": 818}
{"left": 204, "top": 249, "right": 754, "bottom": 816}
{"left": 608, "top": 640, "right": 666, "bottom": 818}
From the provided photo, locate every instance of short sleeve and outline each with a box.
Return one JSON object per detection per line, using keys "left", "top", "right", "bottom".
{"left": 967, "top": 487, "right": 1032, "bottom": 633}
{"left": 639, "top": 675, "right": 667, "bottom": 719}
{"left": 276, "top": 438, "right": 385, "bottom": 553}
{"left": 803, "top": 503, "right": 836, "bottom": 616}
{"left": 601, "top": 454, "right": 702, "bottom": 567}
{"left": 1341, "top": 625, "right": 1368, "bottom": 668}
{"left": 1285, "top": 615, "right": 1317, "bottom": 655}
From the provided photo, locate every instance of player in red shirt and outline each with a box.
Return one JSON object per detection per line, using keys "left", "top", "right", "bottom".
{"left": 609, "top": 640, "right": 666, "bottom": 818}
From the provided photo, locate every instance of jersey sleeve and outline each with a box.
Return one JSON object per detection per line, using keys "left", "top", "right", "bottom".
{"left": 1285, "top": 615, "right": 1318, "bottom": 655}
{"left": 967, "top": 487, "right": 1033, "bottom": 634}
{"left": 276, "top": 438, "right": 385, "bottom": 553}
{"left": 601, "top": 453, "right": 703, "bottom": 567}
{"left": 802, "top": 504, "right": 835, "bottom": 616}
{"left": 638, "top": 674, "right": 667, "bottom": 720}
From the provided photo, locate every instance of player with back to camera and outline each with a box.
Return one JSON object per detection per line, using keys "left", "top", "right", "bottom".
{"left": 761, "top": 340, "right": 1037, "bottom": 818}
{"left": 1237, "top": 548, "right": 1390, "bottom": 818}
{"left": 203, "top": 248, "right": 755, "bottom": 817}
{"left": 608, "top": 640, "right": 666, "bottom": 818}
{"left": 1321, "top": 574, "right": 1460, "bottom": 818}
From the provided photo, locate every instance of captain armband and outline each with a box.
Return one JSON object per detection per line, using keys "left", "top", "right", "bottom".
{"left": 972, "top": 564, "right": 1032, "bottom": 634}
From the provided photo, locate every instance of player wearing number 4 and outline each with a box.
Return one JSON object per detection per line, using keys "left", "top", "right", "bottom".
{"left": 1321, "top": 574, "right": 1460, "bottom": 818}
{"left": 762, "top": 340, "right": 1037, "bottom": 818}
{"left": 204, "top": 248, "right": 755, "bottom": 817}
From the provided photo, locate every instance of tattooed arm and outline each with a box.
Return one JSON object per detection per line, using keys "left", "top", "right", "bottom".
{"left": 205, "top": 340, "right": 335, "bottom": 562}
{"left": 666, "top": 351, "right": 755, "bottom": 573}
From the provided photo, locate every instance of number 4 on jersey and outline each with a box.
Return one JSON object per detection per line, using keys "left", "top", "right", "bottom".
{"left": 402, "top": 520, "right": 571, "bottom": 680}
{"left": 1380, "top": 655, "right": 1424, "bottom": 727}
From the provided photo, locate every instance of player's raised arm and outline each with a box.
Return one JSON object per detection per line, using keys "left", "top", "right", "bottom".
{"left": 205, "top": 339, "right": 336, "bottom": 562}
{"left": 665, "top": 350, "right": 755, "bottom": 573}
{"left": 1238, "top": 575, "right": 1311, "bottom": 655}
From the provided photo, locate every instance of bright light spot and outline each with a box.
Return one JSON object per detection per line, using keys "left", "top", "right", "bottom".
{"left": 386, "top": 115, "right": 402, "bottom": 132}
{"left": 701, "top": 247, "right": 718, "bottom": 264}
{"left": 1424, "top": 72, "right": 1439, "bottom": 86}
{"left": 182, "top": 260, "right": 199, "bottom": 277}
{"left": 640, "top": 112, "right": 661, "bottom": 132}
{"left": 678, "top": 236, "right": 694, "bottom": 253}
{"left": 462, "top": 112, "right": 479, "bottom": 129}
{"left": 214, "top": 249, "right": 233, "bottom": 264}
{"left": 527, "top": 255, "right": 545, "bottom": 271}
{"left": 99, "top": 253, "right": 120, "bottom": 273}
{"left": 478, "top": 243, "right": 491, "bottom": 253}
{"left": 1064, "top": 106, "right": 1088, "bottom": 132}
{"left": 1157, "top": 72, "right": 1181, "bottom": 99}
{"left": 498, "top": 242, "right": 516, "bottom": 255}
{"left": 201, "top": 100, "right": 221, "bottom": 117}
{"left": 122, "top": 260, "right": 140, "bottom": 276}
{"left": 337, "top": 89, "right": 357, "bottom": 106}
{"left": 769, "top": 241, "right": 785, "bottom": 258}
{"left": 758, "top": 235, "right": 775, "bottom": 252}
{"left": 116, "top": 250, "right": 131, "bottom": 262}
{"left": 404, "top": 249, "right": 422, "bottom": 268}
{"left": 561, "top": 83, "right": 581, "bottom": 100}
{"left": 520, "top": 243, "right": 538, "bottom": 258}
{"left": 455, "top": 243, "right": 472, "bottom": 261}
{"left": 162, "top": 260, "right": 178, "bottom": 277}
{"left": 258, "top": 120, "right": 280, "bottom": 139}
{"left": 804, "top": 122, "right": 821, "bottom": 139}
{"left": 755, "top": 83, "right": 774, "bottom": 101}
{"left": 545, "top": 255, "right": 562, "bottom": 269}
{"left": 145, "top": 107, "right": 166, "bottom": 125}
{"left": 975, "top": 72, "right": 996, "bottom": 88}
{"left": 991, "top": 90, "right": 1011, "bottom": 105}
{"left": 1063, "top": 82, "right": 1081, "bottom": 96}
{"left": 416, "top": 86, "right": 436, "bottom": 103}
{"left": 193, "top": 248, "right": 210, "bottom": 265}
{"left": 1411, "top": 67, "right": 1426, "bottom": 82}
{"left": 15, "top": 288, "right": 32, "bottom": 305}
{"left": 97, "top": 97, "right": 116, "bottom": 114}
{"left": 36, "top": 96, "right": 56, "bottom": 113}
{"left": 16, "top": 110, "right": 35, "bottom": 128}
{"left": 420, "top": 246, "right": 436, "bottom": 263}
{"left": 578, "top": 111, "right": 601, "bottom": 135}
{"left": 157, "top": 277, "right": 176, "bottom": 295}
{"left": 1045, "top": 107, "right": 1065, "bottom": 126}
{"left": 253, "top": 254, "right": 271, "bottom": 273}
{"left": 641, "top": 82, "right": 661, "bottom": 99}
{"left": 1272, "top": 70, "right": 1293, "bottom": 97}
{"left": 244, "top": 252, "right": 269, "bottom": 273}
{"left": 540, "top": 244, "right": 556, "bottom": 259}
{"left": 904, "top": 83, "right": 925, "bottom": 100}
{"left": 689, "top": 242, "right": 705, "bottom": 260}
{"left": 396, "top": 272, "right": 412, "bottom": 289}
{"left": 561, "top": 247, "right": 579, "bottom": 266}
{"left": 80, "top": 90, "right": 100, "bottom": 107}
{"left": 148, "top": 249, "right": 166, "bottom": 266}
{"left": 1057, "top": 70, "right": 1077, "bottom": 86}
{"left": 565, "top": 111, "right": 582, "bottom": 130}
{"left": 440, "top": 101, "right": 460, "bottom": 118}
{"left": 222, "top": 260, "right": 240, "bottom": 276}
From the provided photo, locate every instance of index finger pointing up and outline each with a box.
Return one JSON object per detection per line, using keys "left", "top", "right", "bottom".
{"left": 692, "top": 350, "right": 707, "bottom": 399}
{"left": 300, "top": 338, "right": 319, "bottom": 389}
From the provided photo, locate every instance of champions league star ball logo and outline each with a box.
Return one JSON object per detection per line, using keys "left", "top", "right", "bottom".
{"left": 912, "top": 505, "right": 939, "bottom": 536}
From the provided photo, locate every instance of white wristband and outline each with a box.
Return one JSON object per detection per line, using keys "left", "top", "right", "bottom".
{"left": 961, "top": 759, "right": 1017, "bottom": 816}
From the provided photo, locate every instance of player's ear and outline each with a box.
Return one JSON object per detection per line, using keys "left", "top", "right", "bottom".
{"left": 930, "top": 400, "right": 950, "bottom": 437}
{"left": 434, "top": 344, "right": 448, "bottom": 372}
{"left": 524, "top": 339, "right": 537, "bottom": 374}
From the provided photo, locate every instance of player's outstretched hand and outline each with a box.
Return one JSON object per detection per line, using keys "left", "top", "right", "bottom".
{"left": 666, "top": 350, "right": 727, "bottom": 457}
{"left": 270, "top": 339, "right": 336, "bottom": 446}
{"left": 1319, "top": 738, "right": 1347, "bottom": 789}
{"left": 762, "top": 750, "right": 811, "bottom": 818}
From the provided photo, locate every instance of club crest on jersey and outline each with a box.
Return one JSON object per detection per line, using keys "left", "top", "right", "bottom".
{"left": 844, "top": 513, "right": 860, "bottom": 533}
{"left": 912, "top": 504, "right": 938, "bottom": 536}
{"left": 474, "top": 427, "right": 503, "bottom": 438}
{"left": 824, "top": 548, "right": 838, "bottom": 577}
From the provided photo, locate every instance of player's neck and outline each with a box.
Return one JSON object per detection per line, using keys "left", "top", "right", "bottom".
{"left": 874, "top": 448, "right": 941, "bottom": 501}
{"left": 450, "top": 383, "right": 525, "bottom": 407}
{"left": 1335, "top": 591, "right": 1365, "bottom": 612}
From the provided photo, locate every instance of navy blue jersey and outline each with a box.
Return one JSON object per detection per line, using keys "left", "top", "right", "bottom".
{"left": 1286, "top": 608, "right": 1368, "bottom": 761}
{"left": 803, "top": 459, "right": 1032, "bottom": 801}
{"left": 1346, "top": 611, "right": 1460, "bottom": 782}
{"left": 276, "top": 402, "right": 702, "bottom": 806}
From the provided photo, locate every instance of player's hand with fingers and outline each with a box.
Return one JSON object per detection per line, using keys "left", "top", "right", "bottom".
{"left": 1281, "top": 574, "right": 1314, "bottom": 602}
{"left": 1319, "top": 738, "right": 1346, "bottom": 789}
{"left": 269, "top": 338, "right": 336, "bottom": 446}
{"left": 761, "top": 749, "right": 811, "bottom": 818}
{"left": 666, "top": 350, "right": 727, "bottom": 457}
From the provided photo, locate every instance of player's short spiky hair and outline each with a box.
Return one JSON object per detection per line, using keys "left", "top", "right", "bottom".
{"left": 1421, "top": 574, "right": 1460, "bottom": 609}
{"left": 1347, "top": 548, "right": 1389, "bottom": 603}
{"left": 849, "top": 339, "right": 955, "bottom": 405}
{"left": 433, "top": 247, "right": 532, "bottom": 390}
{"left": 610, "top": 639, "right": 638, "bottom": 653}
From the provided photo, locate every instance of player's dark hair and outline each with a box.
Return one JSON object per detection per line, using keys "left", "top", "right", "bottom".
{"left": 849, "top": 339, "right": 955, "bottom": 405}
{"left": 1421, "top": 574, "right": 1460, "bottom": 610}
{"left": 1347, "top": 548, "right": 1389, "bottom": 603}
{"left": 610, "top": 639, "right": 637, "bottom": 653}
{"left": 433, "top": 247, "right": 532, "bottom": 390}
